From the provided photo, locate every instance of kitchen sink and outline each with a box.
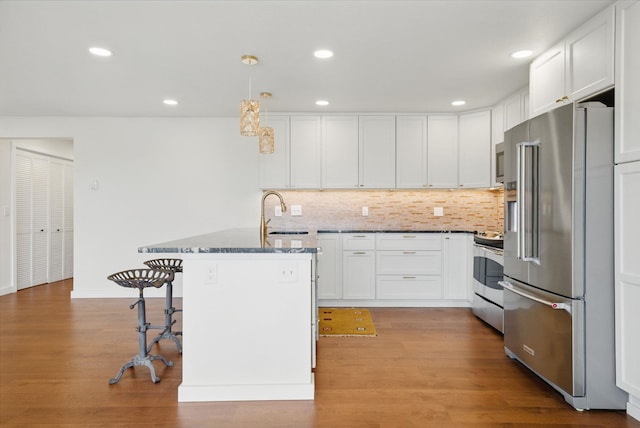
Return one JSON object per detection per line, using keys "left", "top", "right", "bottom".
{"left": 268, "top": 231, "right": 309, "bottom": 235}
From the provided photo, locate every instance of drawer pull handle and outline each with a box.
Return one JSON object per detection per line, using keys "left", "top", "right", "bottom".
{"left": 353, "top": 251, "right": 366, "bottom": 255}
{"left": 402, "top": 251, "right": 416, "bottom": 254}
{"left": 402, "top": 235, "right": 416, "bottom": 238}
{"left": 403, "top": 276, "right": 417, "bottom": 280}
{"left": 353, "top": 235, "right": 366, "bottom": 238}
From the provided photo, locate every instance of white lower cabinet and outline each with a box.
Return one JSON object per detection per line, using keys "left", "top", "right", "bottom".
{"left": 376, "top": 233, "right": 442, "bottom": 299}
{"left": 319, "top": 232, "right": 471, "bottom": 307}
{"left": 342, "top": 234, "right": 376, "bottom": 299}
{"left": 442, "top": 233, "right": 472, "bottom": 300}
{"left": 317, "top": 233, "right": 342, "bottom": 299}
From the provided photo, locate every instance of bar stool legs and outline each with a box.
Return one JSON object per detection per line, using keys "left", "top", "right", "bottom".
{"left": 146, "top": 278, "right": 182, "bottom": 353}
{"left": 107, "top": 269, "right": 174, "bottom": 384}
{"left": 144, "top": 258, "right": 183, "bottom": 354}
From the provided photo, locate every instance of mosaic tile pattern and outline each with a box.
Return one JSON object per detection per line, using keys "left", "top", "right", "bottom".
{"left": 264, "top": 189, "right": 504, "bottom": 233}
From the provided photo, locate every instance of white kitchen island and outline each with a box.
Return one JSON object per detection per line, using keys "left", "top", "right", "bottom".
{"left": 139, "top": 228, "right": 318, "bottom": 402}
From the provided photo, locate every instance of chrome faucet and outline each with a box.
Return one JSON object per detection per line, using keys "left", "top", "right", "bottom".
{"left": 260, "top": 190, "right": 287, "bottom": 240}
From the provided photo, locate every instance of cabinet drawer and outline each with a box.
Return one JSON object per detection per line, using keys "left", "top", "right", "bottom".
{"left": 376, "top": 275, "right": 442, "bottom": 299}
{"left": 376, "top": 251, "right": 441, "bottom": 275}
{"left": 376, "top": 233, "right": 441, "bottom": 251}
{"left": 342, "top": 233, "right": 376, "bottom": 250}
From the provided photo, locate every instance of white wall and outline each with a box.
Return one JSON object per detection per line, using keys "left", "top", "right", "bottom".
{"left": 0, "top": 141, "right": 12, "bottom": 295}
{"left": 0, "top": 117, "right": 261, "bottom": 297}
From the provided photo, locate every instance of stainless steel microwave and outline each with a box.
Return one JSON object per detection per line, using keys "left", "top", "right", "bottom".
{"left": 495, "top": 142, "right": 504, "bottom": 183}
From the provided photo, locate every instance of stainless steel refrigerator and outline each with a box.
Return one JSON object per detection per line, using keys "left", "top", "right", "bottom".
{"left": 501, "top": 102, "right": 627, "bottom": 410}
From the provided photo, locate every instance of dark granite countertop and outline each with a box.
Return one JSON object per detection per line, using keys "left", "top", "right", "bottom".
{"left": 317, "top": 229, "right": 476, "bottom": 234}
{"left": 139, "top": 228, "right": 319, "bottom": 254}
{"left": 138, "top": 228, "right": 482, "bottom": 255}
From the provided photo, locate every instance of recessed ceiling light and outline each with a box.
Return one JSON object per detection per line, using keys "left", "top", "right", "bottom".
{"left": 241, "top": 54, "right": 259, "bottom": 65}
{"left": 163, "top": 99, "right": 178, "bottom": 106}
{"left": 314, "top": 49, "right": 334, "bottom": 59}
{"left": 451, "top": 100, "right": 466, "bottom": 106}
{"left": 89, "top": 47, "right": 112, "bottom": 57}
{"left": 315, "top": 100, "right": 329, "bottom": 106}
{"left": 511, "top": 49, "right": 533, "bottom": 59}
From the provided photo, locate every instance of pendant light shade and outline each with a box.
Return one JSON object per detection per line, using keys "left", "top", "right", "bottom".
{"left": 258, "top": 126, "right": 275, "bottom": 154}
{"left": 239, "top": 55, "right": 260, "bottom": 136}
{"left": 240, "top": 99, "right": 260, "bottom": 136}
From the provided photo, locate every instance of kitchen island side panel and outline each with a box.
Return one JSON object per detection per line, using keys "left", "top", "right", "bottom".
{"left": 178, "top": 253, "right": 314, "bottom": 402}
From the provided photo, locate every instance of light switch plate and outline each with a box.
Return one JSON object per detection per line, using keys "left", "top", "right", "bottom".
{"left": 291, "top": 205, "right": 302, "bottom": 216}
{"left": 434, "top": 207, "right": 444, "bottom": 216}
{"left": 274, "top": 206, "right": 282, "bottom": 216}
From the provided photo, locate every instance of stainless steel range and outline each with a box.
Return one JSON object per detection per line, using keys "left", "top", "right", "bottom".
{"left": 472, "top": 232, "right": 503, "bottom": 333}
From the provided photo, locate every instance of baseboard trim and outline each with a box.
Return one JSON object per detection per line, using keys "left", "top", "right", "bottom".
{"left": 628, "top": 395, "right": 640, "bottom": 422}
{"left": 0, "top": 282, "right": 17, "bottom": 296}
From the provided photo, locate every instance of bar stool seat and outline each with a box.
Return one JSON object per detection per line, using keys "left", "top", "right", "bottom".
{"left": 107, "top": 268, "right": 174, "bottom": 384}
{"left": 143, "top": 258, "right": 183, "bottom": 353}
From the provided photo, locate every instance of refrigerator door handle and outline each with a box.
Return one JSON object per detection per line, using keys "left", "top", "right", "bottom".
{"left": 499, "top": 281, "right": 572, "bottom": 314}
{"left": 516, "top": 141, "right": 540, "bottom": 263}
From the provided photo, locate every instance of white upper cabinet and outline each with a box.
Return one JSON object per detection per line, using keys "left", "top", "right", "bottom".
{"left": 615, "top": 1, "right": 640, "bottom": 164}
{"left": 427, "top": 115, "right": 458, "bottom": 188}
{"left": 530, "top": 42, "right": 567, "bottom": 116}
{"left": 565, "top": 6, "right": 615, "bottom": 100}
{"left": 290, "top": 116, "right": 322, "bottom": 189}
{"left": 322, "top": 116, "right": 359, "bottom": 188}
{"left": 263, "top": 111, "right": 493, "bottom": 190}
{"left": 530, "top": 6, "right": 615, "bottom": 117}
{"left": 259, "top": 115, "right": 290, "bottom": 189}
{"left": 359, "top": 115, "right": 396, "bottom": 188}
{"left": 491, "top": 103, "right": 505, "bottom": 145}
{"left": 504, "top": 89, "right": 529, "bottom": 131}
{"left": 458, "top": 110, "right": 491, "bottom": 188}
{"left": 396, "top": 116, "right": 428, "bottom": 188}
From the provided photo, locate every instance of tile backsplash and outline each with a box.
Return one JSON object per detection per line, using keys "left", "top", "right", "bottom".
{"left": 264, "top": 189, "right": 504, "bottom": 233}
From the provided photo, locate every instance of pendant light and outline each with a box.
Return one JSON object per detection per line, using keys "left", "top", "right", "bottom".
{"left": 258, "top": 92, "right": 275, "bottom": 154}
{"left": 240, "top": 55, "right": 260, "bottom": 136}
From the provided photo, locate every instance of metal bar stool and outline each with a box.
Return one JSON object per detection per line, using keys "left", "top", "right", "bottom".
{"left": 143, "top": 258, "right": 183, "bottom": 353}
{"left": 107, "top": 268, "right": 174, "bottom": 384}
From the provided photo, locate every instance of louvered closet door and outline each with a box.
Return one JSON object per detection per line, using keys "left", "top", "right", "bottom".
{"left": 49, "top": 161, "right": 64, "bottom": 282}
{"left": 31, "top": 156, "right": 49, "bottom": 286}
{"left": 15, "top": 153, "right": 33, "bottom": 289}
{"left": 15, "top": 152, "right": 49, "bottom": 288}
{"left": 63, "top": 162, "right": 73, "bottom": 279}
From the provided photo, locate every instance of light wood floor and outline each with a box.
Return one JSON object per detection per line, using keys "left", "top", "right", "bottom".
{"left": 1, "top": 279, "right": 638, "bottom": 428}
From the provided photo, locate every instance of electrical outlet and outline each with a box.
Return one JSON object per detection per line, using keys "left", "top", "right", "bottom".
{"left": 274, "top": 206, "right": 282, "bottom": 216}
{"left": 277, "top": 263, "right": 298, "bottom": 283}
{"left": 434, "top": 207, "right": 444, "bottom": 217}
{"left": 362, "top": 206, "right": 369, "bottom": 216}
{"left": 204, "top": 263, "right": 218, "bottom": 284}
{"left": 291, "top": 205, "right": 302, "bottom": 216}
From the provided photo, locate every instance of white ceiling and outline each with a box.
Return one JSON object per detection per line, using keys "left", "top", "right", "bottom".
{"left": 0, "top": 0, "right": 614, "bottom": 117}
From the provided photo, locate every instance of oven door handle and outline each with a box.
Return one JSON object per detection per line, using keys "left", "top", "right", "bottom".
{"left": 473, "top": 243, "right": 504, "bottom": 256}
{"left": 499, "top": 281, "right": 572, "bottom": 314}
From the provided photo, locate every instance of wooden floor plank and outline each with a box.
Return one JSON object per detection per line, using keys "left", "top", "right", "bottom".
{"left": 1, "top": 280, "right": 638, "bottom": 427}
